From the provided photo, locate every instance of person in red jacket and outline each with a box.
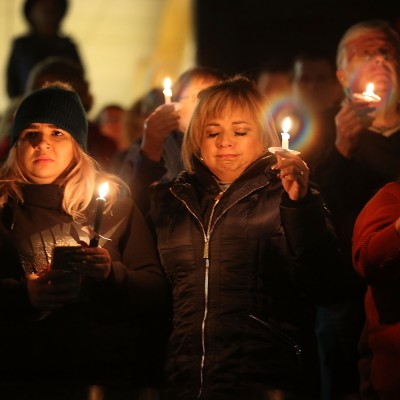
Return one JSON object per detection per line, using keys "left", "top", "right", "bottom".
{"left": 353, "top": 181, "right": 400, "bottom": 399}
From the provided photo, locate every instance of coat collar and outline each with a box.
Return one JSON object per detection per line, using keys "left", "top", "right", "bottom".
{"left": 170, "top": 154, "right": 280, "bottom": 213}
{"left": 182, "top": 154, "right": 278, "bottom": 191}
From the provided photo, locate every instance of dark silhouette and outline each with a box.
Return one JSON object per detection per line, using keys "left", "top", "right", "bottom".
{"left": 6, "top": 0, "right": 83, "bottom": 99}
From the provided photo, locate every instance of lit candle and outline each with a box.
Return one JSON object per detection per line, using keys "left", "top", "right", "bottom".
{"left": 90, "top": 182, "right": 109, "bottom": 247}
{"left": 353, "top": 82, "right": 381, "bottom": 102}
{"left": 163, "top": 77, "right": 172, "bottom": 104}
{"left": 362, "top": 82, "right": 381, "bottom": 102}
{"left": 281, "top": 117, "right": 291, "bottom": 150}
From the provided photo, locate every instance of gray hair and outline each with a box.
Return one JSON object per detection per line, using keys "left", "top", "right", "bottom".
{"left": 336, "top": 19, "right": 400, "bottom": 69}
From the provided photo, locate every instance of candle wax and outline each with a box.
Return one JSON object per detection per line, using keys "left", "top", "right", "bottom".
{"left": 281, "top": 132, "right": 290, "bottom": 150}
{"left": 93, "top": 198, "right": 105, "bottom": 234}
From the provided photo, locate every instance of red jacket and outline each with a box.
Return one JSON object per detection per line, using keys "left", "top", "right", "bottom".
{"left": 353, "top": 181, "right": 400, "bottom": 399}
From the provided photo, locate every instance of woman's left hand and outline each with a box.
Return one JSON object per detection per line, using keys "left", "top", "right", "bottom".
{"left": 272, "top": 151, "right": 309, "bottom": 201}
{"left": 72, "top": 245, "right": 112, "bottom": 281}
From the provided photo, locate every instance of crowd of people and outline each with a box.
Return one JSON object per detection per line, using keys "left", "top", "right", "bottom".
{"left": 1, "top": 1, "right": 400, "bottom": 400}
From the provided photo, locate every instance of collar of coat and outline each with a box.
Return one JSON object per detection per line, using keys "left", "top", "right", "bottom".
{"left": 175, "top": 154, "right": 278, "bottom": 191}
{"left": 168, "top": 154, "right": 280, "bottom": 210}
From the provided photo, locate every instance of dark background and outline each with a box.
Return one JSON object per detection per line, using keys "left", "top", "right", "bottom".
{"left": 195, "top": 0, "right": 400, "bottom": 75}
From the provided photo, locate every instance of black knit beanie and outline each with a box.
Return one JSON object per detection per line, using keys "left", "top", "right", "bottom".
{"left": 11, "top": 86, "right": 88, "bottom": 150}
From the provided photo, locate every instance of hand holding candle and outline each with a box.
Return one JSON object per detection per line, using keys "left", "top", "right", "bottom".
{"left": 163, "top": 77, "right": 172, "bottom": 104}
{"left": 90, "top": 182, "right": 109, "bottom": 247}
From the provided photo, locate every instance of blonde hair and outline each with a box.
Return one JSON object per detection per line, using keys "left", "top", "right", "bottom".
{"left": 182, "top": 75, "right": 279, "bottom": 173}
{"left": 0, "top": 141, "right": 129, "bottom": 223}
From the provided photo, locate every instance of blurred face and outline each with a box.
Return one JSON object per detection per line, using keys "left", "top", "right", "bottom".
{"left": 17, "top": 123, "right": 75, "bottom": 184}
{"left": 201, "top": 107, "right": 265, "bottom": 182}
{"left": 98, "top": 107, "right": 125, "bottom": 142}
{"left": 178, "top": 78, "right": 218, "bottom": 133}
{"left": 292, "top": 59, "right": 343, "bottom": 110}
{"left": 30, "top": 0, "right": 64, "bottom": 35}
{"left": 257, "top": 71, "right": 291, "bottom": 99}
{"left": 338, "top": 31, "right": 399, "bottom": 100}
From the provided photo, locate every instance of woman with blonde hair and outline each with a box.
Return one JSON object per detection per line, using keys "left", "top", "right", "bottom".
{"left": 0, "top": 82, "right": 169, "bottom": 400}
{"left": 149, "top": 76, "right": 341, "bottom": 399}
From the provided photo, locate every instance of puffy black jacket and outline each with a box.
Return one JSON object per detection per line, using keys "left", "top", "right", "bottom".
{"left": 150, "top": 155, "right": 343, "bottom": 399}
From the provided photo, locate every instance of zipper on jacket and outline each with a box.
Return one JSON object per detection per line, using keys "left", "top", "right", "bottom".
{"left": 197, "top": 190, "right": 223, "bottom": 399}
{"left": 249, "top": 314, "right": 302, "bottom": 365}
{"left": 171, "top": 185, "right": 270, "bottom": 398}
{"left": 170, "top": 188, "right": 224, "bottom": 399}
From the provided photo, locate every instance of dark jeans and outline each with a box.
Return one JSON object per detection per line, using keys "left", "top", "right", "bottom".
{"left": 315, "top": 301, "right": 364, "bottom": 400}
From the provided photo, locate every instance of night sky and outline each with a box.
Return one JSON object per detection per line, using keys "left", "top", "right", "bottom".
{"left": 195, "top": 0, "right": 399, "bottom": 76}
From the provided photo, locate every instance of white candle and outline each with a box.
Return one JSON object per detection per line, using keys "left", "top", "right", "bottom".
{"left": 163, "top": 77, "right": 172, "bottom": 104}
{"left": 90, "top": 182, "right": 109, "bottom": 247}
{"left": 281, "top": 117, "right": 291, "bottom": 150}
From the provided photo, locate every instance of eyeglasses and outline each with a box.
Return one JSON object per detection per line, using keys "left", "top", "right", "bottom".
{"left": 178, "top": 92, "right": 199, "bottom": 103}
{"left": 348, "top": 45, "right": 398, "bottom": 62}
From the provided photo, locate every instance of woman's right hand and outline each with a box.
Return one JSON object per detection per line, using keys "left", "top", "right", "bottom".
{"left": 27, "top": 269, "right": 81, "bottom": 311}
{"left": 272, "top": 152, "right": 309, "bottom": 201}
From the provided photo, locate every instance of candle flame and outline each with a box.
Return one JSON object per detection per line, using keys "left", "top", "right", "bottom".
{"left": 98, "top": 182, "right": 109, "bottom": 199}
{"left": 163, "top": 77, "right": 172, "bottom": 95}
{"left": 282, "top": 117, "right": 291, "bottom": 133}
{"left": 366, "top": 82, "right": 375, "bottom": 94}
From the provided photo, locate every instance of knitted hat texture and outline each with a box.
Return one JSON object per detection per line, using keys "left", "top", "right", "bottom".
{"left": 11, "top": 86, "right": 88, "bottom": 150}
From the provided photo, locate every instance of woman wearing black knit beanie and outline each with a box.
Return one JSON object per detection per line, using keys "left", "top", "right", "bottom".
{"left": 0, "top": 83, "right": 170, "bottom": 400}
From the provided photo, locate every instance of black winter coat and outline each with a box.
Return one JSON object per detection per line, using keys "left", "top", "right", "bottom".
{"left": 150, "top": 155, "right": 343, "bottom": 400}
{"left": 0, "top": 184, "right": 169, "bottom": 391}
